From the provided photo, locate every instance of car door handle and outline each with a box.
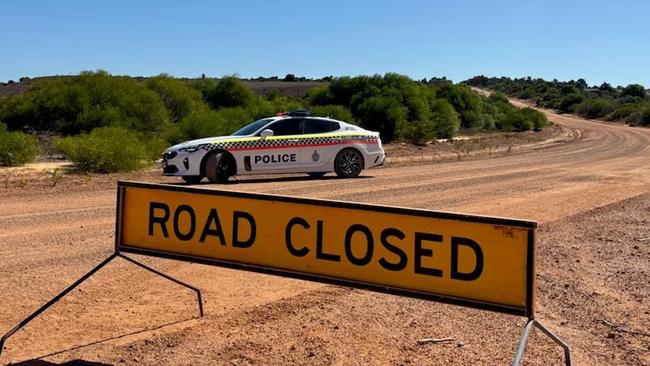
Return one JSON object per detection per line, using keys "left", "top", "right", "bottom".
{"left": 332, "top": 138, "right": 342, "bottom": 143}
{"left": 287, "top": 139, "right": 300, "bottom": 143}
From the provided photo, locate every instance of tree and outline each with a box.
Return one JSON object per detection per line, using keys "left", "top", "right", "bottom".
{"left": 599, "top": 82, "right": 615, "bottom": 92}
{"left": 574, "top": 78, "right": 588, "bottom": 90}
{"left": 621, "top": 84, "right": 646, "bottom": 99}
{"left": 283, "top": 74, "right": 296, "bottom": 82}
{"left": 206, "top": 77, "right": 255, "bottom": 109}
{"left": 356, "top": 96, "right": 407, "bottom": 142}
{"left": 429, "top": 99, "right": 460, "bottom": 138}
{"left": 146, "top": 75, "right": 205, "bottom": 122}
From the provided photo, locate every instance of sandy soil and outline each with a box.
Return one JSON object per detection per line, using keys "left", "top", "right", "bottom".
{"left": 0, "top": 105, "right": 649, "bottom": 365}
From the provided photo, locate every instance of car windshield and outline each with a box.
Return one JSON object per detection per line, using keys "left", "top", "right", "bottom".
{"left": 231, "top": 118, "right": 275, "bottom": 136}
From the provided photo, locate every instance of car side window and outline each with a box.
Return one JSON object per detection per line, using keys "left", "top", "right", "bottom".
{"left": 303, "top": 119, "right": 340, "bottom": 134}
{"left": 266, "top": 118, "right": 303, "bottom": 136}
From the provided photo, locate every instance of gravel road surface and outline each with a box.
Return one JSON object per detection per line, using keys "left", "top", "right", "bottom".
{"left": 1, "top": 106, "right": 649, "bottom": 365}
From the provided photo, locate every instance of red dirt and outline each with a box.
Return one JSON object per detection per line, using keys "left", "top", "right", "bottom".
{"left": 1, "top": 104, "right": 649, "bottom": 365}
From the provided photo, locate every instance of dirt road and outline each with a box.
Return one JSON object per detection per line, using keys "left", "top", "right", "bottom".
{"left": 1, "top": 107, "right": 649, "bottom": 365}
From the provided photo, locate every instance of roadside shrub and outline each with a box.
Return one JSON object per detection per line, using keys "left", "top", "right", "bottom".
{"left": 146, "top": 75, "right": 205, "bottom": 122}
{"left": 624, "top": 106, "right": 650, "bottom": 126}
{"left": 166, "top": 109, "right": 235, "bottom": 145}
{"left": 605, "top": 104, "right": 643, "bottom": 122}
{"left": 306, "top": 84, "right": 335, "bottom": 105}
{"left": 429, "top": 99, "right": 460, "bottom": 138}
{"left": 356, "top": 96, "right": 407, "bottom": 142}
{"left": 55, "top": 126, "right": 153, "bottom": 172}
{"left": 621, "top": 84, "right": 646, "bottom": 99}
{"left": 575, "top": 99, "right": 615, "bottom": 119}
{"left": 519, "top": 108, "right": 548, "bottom": 131}
{"left": 433, "top": 83, "right": 484, "bottom": 129}
{"left": 144, "top": 137, "right": 169, "bottom": 161}
{"left": 0, "top": 123, "right": 41, "bottom": 166}
{"left": 206, "top": 77, "right": 255, "bottom": 109}
{"left": 557, "top": 93, "right": 584, "bottom": 112}
{"left": 467, "top": 75, "right": 649, "bottom": 126}
{"left": 0, "top": 71, "right": 170, "bottom": 134}
{"left": 497, "top": 109, "right": 534, "bottom": 131}
{"left": 402, "top": 120, "right": 436, "bottom": 145}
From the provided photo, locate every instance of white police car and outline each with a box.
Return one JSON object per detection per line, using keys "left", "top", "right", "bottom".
{"left": 162, "top": 110, "right": 385, "bottom": 183}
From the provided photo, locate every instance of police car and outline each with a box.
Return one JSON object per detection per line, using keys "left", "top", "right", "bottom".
{"left": 162, "top": 110, "right": 385, "bottom": 183}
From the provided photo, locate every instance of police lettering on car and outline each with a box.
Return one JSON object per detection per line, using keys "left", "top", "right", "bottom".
{"left": 253, "top": 154, "right": 297, "bottom": 164}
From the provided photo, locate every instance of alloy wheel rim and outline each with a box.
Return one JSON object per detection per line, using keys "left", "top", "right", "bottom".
{"left": 339, "top": 152, "right": 361, "bottom": 175}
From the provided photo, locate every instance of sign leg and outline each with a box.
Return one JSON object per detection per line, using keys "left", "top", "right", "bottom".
{"left": 118, "top": 253, "right": 204, "bottom": 318}
{"left": 0, "top": 253, "right": 119, "bottom": 358}
{"left": 512, "top": 319, "right": 571, "bottom": 366}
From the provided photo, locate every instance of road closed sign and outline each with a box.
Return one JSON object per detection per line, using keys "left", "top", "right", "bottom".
{"left": 116, "top": 181, "right": 536, "bottom": 317}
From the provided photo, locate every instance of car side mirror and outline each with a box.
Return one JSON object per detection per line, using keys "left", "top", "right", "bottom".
{"left": 260, "top": 129, "right": 274, "bottom": 138}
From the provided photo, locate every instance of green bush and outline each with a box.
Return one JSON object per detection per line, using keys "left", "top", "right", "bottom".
{"left": 310, "top": 105, "right": 354, "bottom": 122}
{"left": 166, "top": 110, "right": 227, "bottom": 145}
{"left": 429, "top": 99, "right": 460, "bottom": 138}
{"left": 624, "top": 106, "right": 650, "bottom": 126}
{"left": 433, "top": 83, "right": 485, "bottom": 129}
{"left": 621, "top": 84, "right": 646, "bottom": 99}
{"left": 146, "top": 75, "right": 205, "bottom": 122}
{"left": 144, "top": 137, "right": 169, "bottom": 161}
{"left": 575, "top": 99, "right": 615, "bottom": 119}
{"left": 557, "top": 93, "right": 585, "bottom": 112}
{"left": 206, "top": 77, "right": 255, "bottom": 109}
{"left": 0, "top": 123, "right": 41, "bottom": 166}
{"left": 0, "top": 71, "right": 170, "bottom": 134}
{"left": 55, "top": 126, "right": 155, "bottom": 172}
{"left": 356, "top": 96, "right": 408, "bottom": 142}
{"left": 465, "top": 75, "right": 649, "bottom": 126}
{"left": 519, "top": 108, "right": 548, "bottom": 131}
{"left": 605, "top": 104, "right": 644, "bottom": 122}
{"left": 496, "top": 108, "right": 546, "bottom": 131}
{"left": 402, "top": 120, "right": 436, "bottom": 145}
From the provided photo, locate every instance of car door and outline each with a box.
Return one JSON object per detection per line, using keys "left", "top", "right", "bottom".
{"left": 300, "top": 118, "right": 342, "bottom": 169}
{"left": 248, "top": 118, "right": 303, "bottom": 173}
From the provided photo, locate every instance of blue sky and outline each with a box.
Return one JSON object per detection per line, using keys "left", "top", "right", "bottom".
{"left": 1, "top": 0, "right": 649, "bottom": 87}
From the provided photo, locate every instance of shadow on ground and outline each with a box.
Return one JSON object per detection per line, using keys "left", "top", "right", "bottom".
{"left": 168, "top": 174, "right": 373, "bottom": 186}
{"left": 10, "top": 360, "right": 112, "bottom": 366}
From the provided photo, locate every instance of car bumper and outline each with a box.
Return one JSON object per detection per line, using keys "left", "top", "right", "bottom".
{"left": 366, "top": 150, "right": 385, "bottom": 168}
{"left": 162, "top": 151, "right": 202, "bottom": 176}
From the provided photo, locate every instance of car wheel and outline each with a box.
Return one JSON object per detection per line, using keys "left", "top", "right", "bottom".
{"left": 334, "top": 148, "right": 364, "bottom": 178}
{"left": 182, "top": 175, "right": 203, "bottom": 184}
{"left": 308, "top": 172, "right": 327, "bottom": 178}
{"left": 205, "top": 152, "right": 231, "bottom": 183}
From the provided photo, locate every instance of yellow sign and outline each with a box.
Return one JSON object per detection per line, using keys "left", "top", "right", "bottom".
{"left": 116, "top": 181, "right": 536, "bottom": 317}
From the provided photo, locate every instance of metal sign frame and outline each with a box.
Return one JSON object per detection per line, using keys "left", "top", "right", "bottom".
{"left": 0, "top": 180, "right": 570, "bottom": 365}
{"left": 117, "top": 181, "right": 537, "bottom": 317}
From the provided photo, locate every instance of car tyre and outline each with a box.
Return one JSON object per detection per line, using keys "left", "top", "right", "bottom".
{"left": 334, "top": 148, "right": 364, "bottom": 178}
{"left": 307, "top": 172, "right": 327, "bottom": 178}
{"left": 182, "top": 175, "right": 203, "bottom": 184}
{"left": 205, "top": 152, "right": 231, "bottom": 183}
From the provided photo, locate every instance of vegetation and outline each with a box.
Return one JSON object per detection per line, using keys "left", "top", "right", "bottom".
{"left": 466, "top": 76, "right": 650, "bottom": 126}
{"left": 55, "top": 126, "right": 165, "bottom": 172}
{"left": 307, "top": 74, "right": 546, "bottom": 144}
{"left": 0, "top": 123, "right": 40, "bottom": 166}
{"left": 0, "top": 71, "right": 549, "bottom": 171}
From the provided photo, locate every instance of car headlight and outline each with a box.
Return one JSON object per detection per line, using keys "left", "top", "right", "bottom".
{"left": 178, "top": 144, "right": 208, "bottom": 153}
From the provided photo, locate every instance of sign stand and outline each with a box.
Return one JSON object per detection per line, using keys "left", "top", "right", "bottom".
{"left": 0, "top": 252, "right": 203, "bottom": 358}
{"left": 1, "top": 181, "right": 572, "bottom": 364}
{"left": 513, "top": 318, "right": 571, "bottom": 365}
